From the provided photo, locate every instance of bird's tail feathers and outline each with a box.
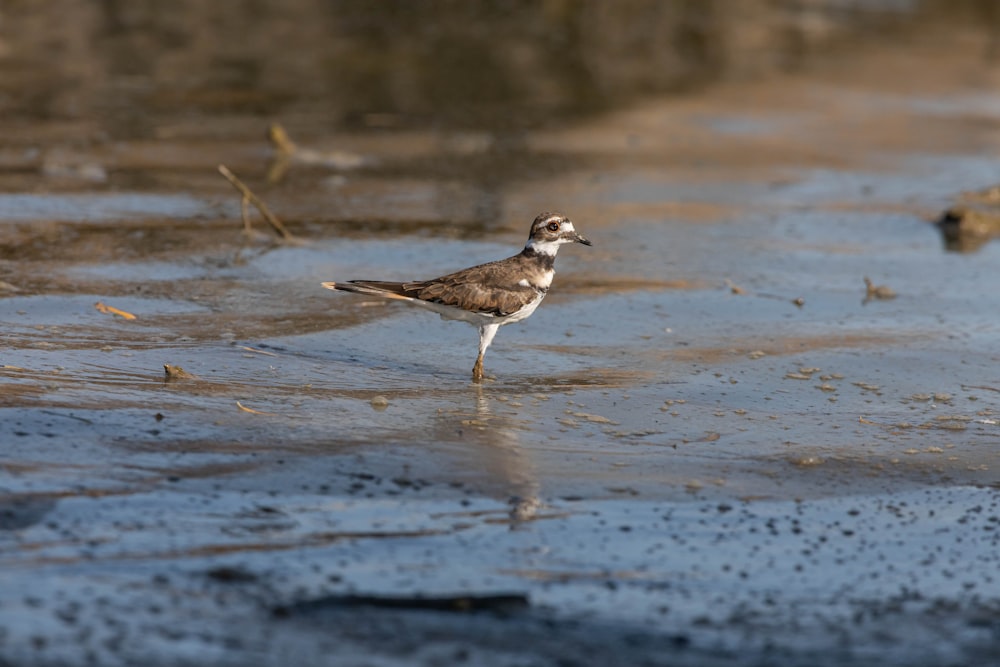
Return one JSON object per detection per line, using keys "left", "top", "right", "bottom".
{"left": 321, "top": 280, "right": 414, "bottom": 300}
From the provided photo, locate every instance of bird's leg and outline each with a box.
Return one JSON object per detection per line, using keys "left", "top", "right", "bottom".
{"left": 472, "top": 324, "right": 499, "bottom": 382}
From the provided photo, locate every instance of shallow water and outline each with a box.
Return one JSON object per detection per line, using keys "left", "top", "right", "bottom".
{"left": 2, "top": 4, "right": 1000, "bottom": 666}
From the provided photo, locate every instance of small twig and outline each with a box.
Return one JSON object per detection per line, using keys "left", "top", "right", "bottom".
{"left": 726, "top": 280, "right": 804, "bottom": 307}
{"left": 236, "top": 400, "right": 277, "bottom": 416}
{"left": 266, "top": 124, "right": 294, "bottom": 183}
{"left": 240, "top": 345, "right": 279, "bottom": 357}
{"left": 268, "top": 123, "right": 298, "bottom": 155}
{"left": 95, "top": 301, "right": 137, "bottom": 320}
{"left": 217, "top": 164, "right": 295, "bottom": 241}
{"left": 962, "top": 384, "right": 1000, "bottom": 394}
{"left": 40, "top": 410, "right": 94, "bottom": 425}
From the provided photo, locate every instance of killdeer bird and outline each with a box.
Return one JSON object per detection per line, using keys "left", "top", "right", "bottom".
{"left": 322, "top": 212, "right": 591, "bottom": 382}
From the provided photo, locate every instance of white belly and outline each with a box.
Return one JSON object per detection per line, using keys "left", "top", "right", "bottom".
{"left": 409, "top": 291, "right": 547, "bottom": 328}
{"left": 495, "top": 292, "right": 546, "bottom": 325}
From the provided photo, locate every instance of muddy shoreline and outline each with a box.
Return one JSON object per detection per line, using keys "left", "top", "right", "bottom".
{"left": 3, "top": 4, "right": 1000, "bottom": 666}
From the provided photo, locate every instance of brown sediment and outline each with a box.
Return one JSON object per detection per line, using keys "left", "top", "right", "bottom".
{"left": 2, "top": 8, "right": 1000, "bottom": 664}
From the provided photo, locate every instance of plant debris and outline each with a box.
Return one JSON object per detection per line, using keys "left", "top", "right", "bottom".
{"left": 94, "top": 302, "right": 136, "bottom": 320}
{"left": 863, "top": 276, "right": 896, "bottom": 302}
{"left": 218, "top": 164, "right": 297, "bottom": 242}
{"left": 163, "top": 364, "right": 198, "bottom": 381}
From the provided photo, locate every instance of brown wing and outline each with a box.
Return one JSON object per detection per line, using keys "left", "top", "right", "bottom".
{"left": 413, "top": 257, "right": 540, "bottom": 316}
{"left": 415, "top": 280, "right": 537, "bottom": 316}
{"left": 336, "top": 255, "right": 542, "bottom": 316}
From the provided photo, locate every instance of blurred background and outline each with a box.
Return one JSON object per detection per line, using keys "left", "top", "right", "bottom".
{"left": 1, "top": 0, "right": 998, "bottom": 205}
{"left": 2, "top": 0, "right": 997, "bottom": 131}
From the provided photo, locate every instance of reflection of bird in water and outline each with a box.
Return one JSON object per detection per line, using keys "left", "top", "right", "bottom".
{"left": 464, "top": 385, "right": 541, "bottom": 522}
{"left": 322, "top": 213, "right": 591, "bottom": 382}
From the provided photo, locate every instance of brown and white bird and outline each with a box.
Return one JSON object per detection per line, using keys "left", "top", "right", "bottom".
{"left": 322, "top": 212, "right": 591, "bottom": 382}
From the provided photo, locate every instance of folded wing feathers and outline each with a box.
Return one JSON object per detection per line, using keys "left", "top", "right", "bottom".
{"left": 330, "top": 257, "right": 540, "bottom": 316}
{"left": 415, "top": 280, "right": 536, "bottom": 316}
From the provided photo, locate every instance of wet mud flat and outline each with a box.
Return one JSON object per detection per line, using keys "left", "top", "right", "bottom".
{"left": 3, "top": 12, "right": 1000, "bottom": 667}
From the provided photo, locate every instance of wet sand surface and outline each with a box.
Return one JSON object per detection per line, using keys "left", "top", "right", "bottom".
{"left": 2, "top": 5, "right": 1000, "bottom": 666}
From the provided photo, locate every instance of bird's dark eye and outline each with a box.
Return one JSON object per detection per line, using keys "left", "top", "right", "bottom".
{"left": 546, "top": 221, "right": 560, "bottom": 232}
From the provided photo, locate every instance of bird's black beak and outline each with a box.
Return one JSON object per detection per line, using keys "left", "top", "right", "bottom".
{"left": 574, "top": 232, "right": 592, "bottom": 246}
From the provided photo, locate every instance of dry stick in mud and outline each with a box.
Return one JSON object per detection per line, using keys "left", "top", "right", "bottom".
{"left": 217, "top": 164, "right": 296, "bottom": 241}
{"left": 266, "top": 123, "right": 367, "bottom": 183}
{"left": 94, "top": 301, "right": 137, "bottom": 320}
{"left": 266, "top": 124, "right": 295, "bottom": 183}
